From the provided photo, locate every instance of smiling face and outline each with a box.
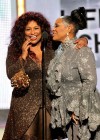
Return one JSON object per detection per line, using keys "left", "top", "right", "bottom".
{"left": 52, "top": 18, "right": 69, "bottom": 43}
{"left": 25, "top": 20, "right": 42, "bottom": 44}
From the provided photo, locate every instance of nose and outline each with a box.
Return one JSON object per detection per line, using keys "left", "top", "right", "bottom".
{"left": 31, "top": 29, "right": 35, "bottom": 34}
{"left": 51, "top": 25, "right": 55, "bottom": 30}
{"left": 52, "top": 27, "right": 55, "bottom": 33}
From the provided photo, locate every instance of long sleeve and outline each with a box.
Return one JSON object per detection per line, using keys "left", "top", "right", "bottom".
{"left": 77, "top": 47, "right": 97, "bottom": 120}
{"left": 78, "top": 47, "right": 100, "bottom": 139}
{"left": 6, "top": 46, "right": 26, "bottom": 79}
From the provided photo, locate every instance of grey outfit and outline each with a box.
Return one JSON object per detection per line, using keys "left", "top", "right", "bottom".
{"left": 46, "top": 38, "right": 100, "bottom": 140}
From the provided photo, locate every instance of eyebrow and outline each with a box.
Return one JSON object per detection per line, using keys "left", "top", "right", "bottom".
{"left": 25, "top": 25, "right": 40, "bottom": 28}
{"left": 55, "top": 22, "right": 62, "bottom": 25}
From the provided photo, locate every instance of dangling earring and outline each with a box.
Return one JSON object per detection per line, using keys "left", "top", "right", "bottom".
{"left": 66, "top": 32, "right": 70, "bottom": 41}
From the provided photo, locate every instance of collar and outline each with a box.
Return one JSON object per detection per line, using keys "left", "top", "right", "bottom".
{"left": 61, "top": 37, "right": 77, "bottom": 49}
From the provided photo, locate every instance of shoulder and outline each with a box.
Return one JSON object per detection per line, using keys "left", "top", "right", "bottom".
{"left": 77, "top": 47, "right": 96, "bottom": 65}
{"left": 78, "top": 47, "right": 94, "bottom": 57}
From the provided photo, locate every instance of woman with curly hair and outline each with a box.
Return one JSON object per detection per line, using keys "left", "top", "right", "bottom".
{"left": 2, "top": 11, "right": 87, "bottom": 140}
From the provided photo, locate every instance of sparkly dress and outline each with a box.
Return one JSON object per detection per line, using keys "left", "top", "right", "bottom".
{"left": 46, "top": 38, "right": 100, "bottom": 140}
{"left": 2, "top": 46, "right": 54, "bottom": 140}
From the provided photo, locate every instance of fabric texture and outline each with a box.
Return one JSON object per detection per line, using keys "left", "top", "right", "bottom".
{"left": 2, "top": 46, "right": 54, "bottom": 140}
{"left": 46, "top": 37, "right": 100, "bottom": 140}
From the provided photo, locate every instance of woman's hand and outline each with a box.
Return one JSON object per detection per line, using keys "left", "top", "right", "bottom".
{"left": 21, "top": 39, "right": 31, "bottom": 60}
{"left": 74, "top": 37, "right": 88, "bottom": 49}
{"left": 11, "top": 70, "right": 30, "bottom": 89}
{"left": 71, "top": 113, "right": 79, "bottom": 125}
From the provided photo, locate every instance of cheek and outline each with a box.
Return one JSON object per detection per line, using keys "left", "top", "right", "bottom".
{"left": 25, "top": 35, "right": 29, "bottom": 40}
{"left": 58, "top": 32, "right": 65, "bottom": 39}
{"left": 60, "top": 29, "right": 67, "bottom": 37}
{"left": 54, "top": 31, "right": 67, "bottom": 41}
{"left": 37, "top": 30, "right": 42, "bottom": 36}
{"left": 25, "top": 31, "right": 31, "bottom": 38}
{"left": 25, "top": 31, "right": 30, "bottom": 38}
{"left": 38, "top": 33, "right": 42, "bottom": 40}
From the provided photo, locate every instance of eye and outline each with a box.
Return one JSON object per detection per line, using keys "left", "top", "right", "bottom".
{"left": 34, "top": 27, "right": 40, "bottom": 30}
{"left": 25, "top": 28, "right": 30, "bottom": 31}
{"left": 54, "top": 24, "right": 59, "bottom": 28}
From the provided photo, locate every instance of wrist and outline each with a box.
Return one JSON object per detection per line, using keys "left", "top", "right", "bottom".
{"left": 21, "top": 53, "right": 27, "bottom": 60}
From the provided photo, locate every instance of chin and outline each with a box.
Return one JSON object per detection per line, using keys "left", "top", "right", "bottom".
{"left": 31, "top": 40, "right": 38, "bottom": 44}
{"left": 53, "top": 37, "right": 57, "bottom": 41}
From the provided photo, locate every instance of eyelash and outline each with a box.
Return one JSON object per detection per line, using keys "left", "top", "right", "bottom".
{"left": 54, "top": 25, "right": 59, "bottom": 28}
{"left": 25, "top": 28, "right": 39, "bottom": 31}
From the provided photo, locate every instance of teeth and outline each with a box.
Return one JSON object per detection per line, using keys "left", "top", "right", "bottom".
{"left": 30, "top": 35, "right": 36, "bottom": 39}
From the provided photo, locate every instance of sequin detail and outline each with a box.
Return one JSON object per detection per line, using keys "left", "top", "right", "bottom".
{"left": 47, "top": 38, "right": 100, "bottom": 139}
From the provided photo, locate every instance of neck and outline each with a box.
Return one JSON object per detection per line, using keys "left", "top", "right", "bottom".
{"left": 63, "top": 34, "right": 75, "bottom": 43}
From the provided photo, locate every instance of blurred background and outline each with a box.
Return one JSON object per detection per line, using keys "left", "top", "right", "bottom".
{"left": 0, "top": 0, "right": 100, "bottom": 139}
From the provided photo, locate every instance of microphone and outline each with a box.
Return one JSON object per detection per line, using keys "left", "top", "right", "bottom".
{"left": 41, "top": 31, "right": 48, "bottom": 51}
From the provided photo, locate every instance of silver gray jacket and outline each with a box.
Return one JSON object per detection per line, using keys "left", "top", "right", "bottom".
{"left": 46, "top": 38, "right": 100, "bottom": 140}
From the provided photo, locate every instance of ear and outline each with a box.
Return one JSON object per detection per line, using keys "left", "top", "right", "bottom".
{"left": 67, "top": 24, "right": 73, "bottom": 33}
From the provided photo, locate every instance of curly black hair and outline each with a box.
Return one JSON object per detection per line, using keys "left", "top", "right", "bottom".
{"left": 9, "top": 11, "right": 52, "bottom": 54}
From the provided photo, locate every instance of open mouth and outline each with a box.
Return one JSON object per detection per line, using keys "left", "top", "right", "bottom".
{"left": 30, "top": 35, "right": 37, "bottom": 40}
